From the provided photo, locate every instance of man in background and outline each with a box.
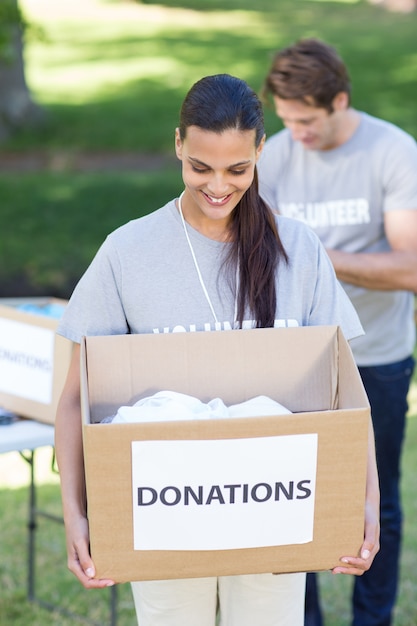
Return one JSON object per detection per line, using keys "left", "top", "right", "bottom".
{"left": 258, "top": 38, "right": 417, "bottom": 626}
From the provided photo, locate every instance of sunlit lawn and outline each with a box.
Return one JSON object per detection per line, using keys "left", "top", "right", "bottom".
{"left": 13, "top": 0, "right": 417, "bottom": 153}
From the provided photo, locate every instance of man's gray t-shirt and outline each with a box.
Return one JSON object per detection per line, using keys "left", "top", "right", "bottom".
{"left": 258, "top": 112, "right": 417, "bottom": 366}
{"left": 57, "top": 200, "right": 363, "bottom": 343}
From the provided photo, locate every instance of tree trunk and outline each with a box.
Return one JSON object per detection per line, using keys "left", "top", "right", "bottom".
{"left": 0, "top": 22, "right": 45, "bottom": 142}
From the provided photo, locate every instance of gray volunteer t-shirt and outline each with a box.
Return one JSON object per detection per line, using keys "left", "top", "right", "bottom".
{"left": 258, "top": 112, "right": 417, "bottom": 366}
{"left": 57, "top": 200, "right": 363, "bottom": 343}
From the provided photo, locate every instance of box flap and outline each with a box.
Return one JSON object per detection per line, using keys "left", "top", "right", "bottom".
{"left": 337, "top": 328, "right": 369, "bottom": 409}
{"left": 84, "top": 327, "right": 341, "bottom": 423}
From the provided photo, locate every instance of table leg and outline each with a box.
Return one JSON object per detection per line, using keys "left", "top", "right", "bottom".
{"left": 19, "top": 447, "right": 118, "bottom": 625}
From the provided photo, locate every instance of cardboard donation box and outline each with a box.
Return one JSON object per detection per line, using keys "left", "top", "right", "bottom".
{"left": 0, "top": 297, "right": 72, "bottom": 424}
{"left": 80, "top": 326, "right": 370, "bottom": 583}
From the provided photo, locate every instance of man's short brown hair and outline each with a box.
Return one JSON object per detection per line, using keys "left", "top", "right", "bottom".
{"left": 262, "top": 38, "right": 351, "bottom": 112}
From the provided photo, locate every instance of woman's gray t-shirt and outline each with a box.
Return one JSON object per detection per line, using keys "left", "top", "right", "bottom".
{"left": 57, "top": 200, "right": 363, "bottom": 343}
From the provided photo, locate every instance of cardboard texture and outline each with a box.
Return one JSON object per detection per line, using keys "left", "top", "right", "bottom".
{"left": 80, "top": 326, "right": 370, "bottom": 583}
{"left": 0, "top": 297, "right": 72, "bottom": 424}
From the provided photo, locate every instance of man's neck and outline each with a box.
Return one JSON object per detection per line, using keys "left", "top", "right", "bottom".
{"left": 335, "top": 108, "right": 361, "bottom": 148}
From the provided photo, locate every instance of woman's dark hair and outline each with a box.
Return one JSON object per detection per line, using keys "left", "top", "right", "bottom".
{"left": 179, "top": 73, "right": 288, "bottom": 328}
{"left": 262, "top": 38, "right": 351, "bottom": 112}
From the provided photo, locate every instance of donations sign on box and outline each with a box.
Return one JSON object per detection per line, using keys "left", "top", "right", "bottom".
{"left": 0, "top": 317, "right": 55, "bottom": 405}
{"left": 131, "top": 434, "right": 318, "bottom": 551}
{"left": 0, "top": 297, "right": 72, "bottom": 423}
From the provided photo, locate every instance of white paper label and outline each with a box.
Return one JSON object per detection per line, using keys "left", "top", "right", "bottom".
{"left": 0, "top": 318, "right": 55, "bottom": 404}
{"left": 132, "top": 434, "right": 317, "bottom": 551}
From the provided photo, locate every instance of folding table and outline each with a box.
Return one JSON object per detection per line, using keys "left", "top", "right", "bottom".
{"left": 0, "top": 418, "right": 118, "bottom": 625}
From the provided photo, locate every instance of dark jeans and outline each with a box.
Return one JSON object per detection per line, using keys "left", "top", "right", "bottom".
{"left": 304, "top": 355, "right": 415, "bottom": 626}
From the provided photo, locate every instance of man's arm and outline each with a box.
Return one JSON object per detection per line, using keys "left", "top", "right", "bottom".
{"left": 327, "top": 209, "right": 417, "bottom": 292}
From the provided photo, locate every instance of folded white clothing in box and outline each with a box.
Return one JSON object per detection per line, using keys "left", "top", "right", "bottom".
{"left": 101, "top": 391, "right": 291, "bottom": 424}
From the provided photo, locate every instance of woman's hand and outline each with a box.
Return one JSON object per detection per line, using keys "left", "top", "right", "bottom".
{"left": 56, "top": 344, "right": 115, "bottom": 589}
{"left": 332, "top": 497, "right": 380, "bottom": 576}
{"left": 66, "top": 514, "right": 115, "bottom": 589}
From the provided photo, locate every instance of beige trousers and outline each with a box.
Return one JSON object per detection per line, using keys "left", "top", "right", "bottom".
{"left": 131, "top": 572, "right": 306, "bottom": 626}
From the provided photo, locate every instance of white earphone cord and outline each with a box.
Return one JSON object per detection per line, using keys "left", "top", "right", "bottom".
{"left": 177, "top": 192, "right": 239, "bottom": 326}
{"left": 178, "top": 192, "right": 219, "bottom": 324}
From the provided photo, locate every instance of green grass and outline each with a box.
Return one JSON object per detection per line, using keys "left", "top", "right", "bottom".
{"left": 0, "top": 169, "right": 181, "bottom": 295}
{"left": 0, "top": 480, "right": 137, "bottom": 625}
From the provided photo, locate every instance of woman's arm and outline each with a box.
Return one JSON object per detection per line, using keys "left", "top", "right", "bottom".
{"left": 332, "top": 416, "right": 380, "bottom": 575}
{"left": 55, "top": 343, "right": 115, "bottom": 588}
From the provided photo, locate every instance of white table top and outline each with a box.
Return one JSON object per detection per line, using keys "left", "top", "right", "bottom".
{"left": 0, "top": 419, "right": 54, "bottom": 454}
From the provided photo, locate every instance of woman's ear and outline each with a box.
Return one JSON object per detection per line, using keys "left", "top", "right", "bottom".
{"left": 175, "top": 128, "right": 183, "bottom": 160}
{"left": 255, "top": 134, "right": 266, "bottom": 161}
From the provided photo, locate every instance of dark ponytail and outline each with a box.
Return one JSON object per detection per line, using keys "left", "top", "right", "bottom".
{"left": 227, "top": 169, "right": 288, "bottom": 328}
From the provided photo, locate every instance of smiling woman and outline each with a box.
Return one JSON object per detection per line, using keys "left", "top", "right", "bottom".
{"left": 52, "top": 71, "right": 379, "bottom": 626}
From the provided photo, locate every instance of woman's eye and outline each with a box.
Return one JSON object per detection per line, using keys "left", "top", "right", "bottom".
{"left": 190, "top": 165, "right": 247, "bottom": 175}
